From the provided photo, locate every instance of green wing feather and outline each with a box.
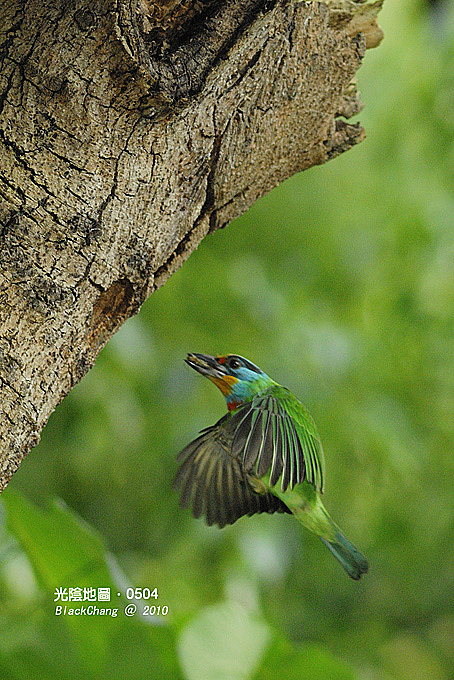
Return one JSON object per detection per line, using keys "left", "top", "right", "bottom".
{"left": 230, "top": 385, "right": 325, "bottom": 493}
{"left": 173, "top": 413, "right": 290, "bottom": 528}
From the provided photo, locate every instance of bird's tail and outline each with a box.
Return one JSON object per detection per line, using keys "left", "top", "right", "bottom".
{"left": 320, "top": 528, "right": 369, "bottom": 580}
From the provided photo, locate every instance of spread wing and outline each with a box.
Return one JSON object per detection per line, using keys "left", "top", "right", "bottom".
{"left": 174, "top": 414, "right": 290, "bottom": 528}
{"left": 229, "top": 387, "right": 325, "bottom": 492}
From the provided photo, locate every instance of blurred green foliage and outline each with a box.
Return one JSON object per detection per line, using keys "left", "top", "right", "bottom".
{"left": 1, "top": 0, "right": 454, "bottom": 677}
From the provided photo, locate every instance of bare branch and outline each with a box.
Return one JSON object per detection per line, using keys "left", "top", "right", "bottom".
{"left": 0, "top": 0, "right": 382, "bottom": 490}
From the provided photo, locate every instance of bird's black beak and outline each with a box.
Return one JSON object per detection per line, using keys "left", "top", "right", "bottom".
{"left": 185, "top": 353, "right": 228, "bottom": 378}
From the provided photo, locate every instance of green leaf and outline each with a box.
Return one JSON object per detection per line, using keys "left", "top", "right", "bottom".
{"left": 253, "top": 635, "right": 356, "bottom": 680}
{"left": 178, "top": 602, "right": 271, "bottom": 680}
{"left": 0, "top": 598, "right": 91, "bottom": 680}
{"left": 2, "top": 490, "right": 182, "bottom": 680}
{"left": 3, "top": 490, "right": 111, "bottom": 590}
{"left": 3, "top": 489, "right": 120, "bottom": 672}
{"left": 105, "top": 625, "right": 183, "bottom": 680}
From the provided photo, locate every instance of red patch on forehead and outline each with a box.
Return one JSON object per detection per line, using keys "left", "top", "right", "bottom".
{"left": 216, "top": 356, "right": 226, "bottom": 364}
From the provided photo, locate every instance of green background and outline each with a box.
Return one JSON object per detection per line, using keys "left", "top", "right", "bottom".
{"left": 1, "top": 1, "right": 454, "bottom": 677}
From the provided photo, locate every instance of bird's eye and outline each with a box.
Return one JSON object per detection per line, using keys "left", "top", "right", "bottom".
{"left": 227, "top": 358, "right": 241, "bottom": 370}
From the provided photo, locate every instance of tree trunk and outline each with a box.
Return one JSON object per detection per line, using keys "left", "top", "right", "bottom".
{"left": 0, "top": 0, "right": 383, "bottom": 491}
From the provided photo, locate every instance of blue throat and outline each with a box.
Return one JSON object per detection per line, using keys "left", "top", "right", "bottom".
{"left": 226, "top": 373, "right": 272, "bottom": 410}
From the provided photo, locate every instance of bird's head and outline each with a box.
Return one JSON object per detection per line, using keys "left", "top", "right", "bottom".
{"left": 186, "top": 353, "right": 271, "bottom": 411}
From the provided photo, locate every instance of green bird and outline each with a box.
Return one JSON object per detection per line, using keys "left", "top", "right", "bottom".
{"left": 174, "top": 353, "right": 368, "bottom": 580}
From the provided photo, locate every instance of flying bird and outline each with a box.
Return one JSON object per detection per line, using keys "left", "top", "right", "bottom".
{"left": 174, "top": 353, "right": 368, "bottom": 580}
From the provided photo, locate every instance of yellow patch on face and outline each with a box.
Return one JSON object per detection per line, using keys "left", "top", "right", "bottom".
{"left": 209, "top": 375, "right": 238, "bottom": 396}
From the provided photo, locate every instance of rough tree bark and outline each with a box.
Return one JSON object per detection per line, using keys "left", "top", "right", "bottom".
{"left": 0, "top": 0, "right": 383, "bottom": 491}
